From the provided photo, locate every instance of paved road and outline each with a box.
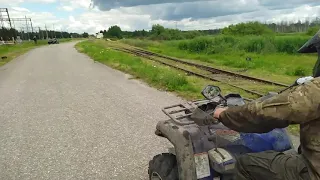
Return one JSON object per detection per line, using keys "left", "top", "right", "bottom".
{"left": 0, "top": 42, "right": 300, "bottom": 180}
{"left": 0, "top": 42, "right": 182, "bottom": 180}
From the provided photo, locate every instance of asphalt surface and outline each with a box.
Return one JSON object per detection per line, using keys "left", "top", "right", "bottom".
{"left": 0, "top": 42, "right": 300, "bottom": 180}
{"left": 0, "top": 42, "right": 182, "bottom": 180}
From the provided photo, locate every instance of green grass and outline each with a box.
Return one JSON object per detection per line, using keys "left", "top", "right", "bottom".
{"left": 120, "top": 38, "right": 316, "bottom": 84}
{"left": 76, "top": 40, "right": 257, "bottom": 100}
{"left": 0, "top": 38, "right": 76, "bottom": 66}
{"left": 76, "top": 41, "right": 196, "bottom": 93}
{"left": 77, "top": 39, "right": 301, "bottom": 134}
{"left": 289, "top": 125, "right": 300, "bottom": 136}
{"left": 120, "top": 38, "right": 310, "bottom": 134}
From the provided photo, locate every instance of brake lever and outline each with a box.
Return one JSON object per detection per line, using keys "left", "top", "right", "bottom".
{"left": 207, "top": 111, "right": 220, "bottom": 124}
{"left": 191, "top": 102, "right": 226, "bottom": 126}
{"left": 191, "top": 108, "right": 219, "bottom": 126}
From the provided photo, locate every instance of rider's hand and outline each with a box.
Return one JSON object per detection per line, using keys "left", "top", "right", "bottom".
{"left": 213, "top": 107, "right": 228, "bottom": 119}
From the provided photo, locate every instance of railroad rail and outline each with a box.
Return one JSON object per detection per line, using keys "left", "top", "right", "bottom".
{"left": 129, "top": 47, "right": 289, "bottom": 87}
{"left": 114, "top": 47, "right": 260, "bottom": 101}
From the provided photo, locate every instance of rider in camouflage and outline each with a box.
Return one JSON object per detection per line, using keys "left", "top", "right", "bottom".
{"left": 214, "top": 30, "right": 320, "bottom": 180}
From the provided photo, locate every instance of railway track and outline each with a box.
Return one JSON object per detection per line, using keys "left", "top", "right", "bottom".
{"left": 111, "top": 46, "right": 290, "bottom": 101}
{"left": 130, "top": 47, "right": 289, "bottom": 87}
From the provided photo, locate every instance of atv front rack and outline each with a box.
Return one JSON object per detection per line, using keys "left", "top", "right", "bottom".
{"left": 162, "top": 100, "right": 211, "bottom": 125}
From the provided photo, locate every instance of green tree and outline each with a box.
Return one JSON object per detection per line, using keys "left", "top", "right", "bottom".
{"left": 82, "top": 32, "right": 89, "bottom": 38}
{"left": 306, "top": 26, "right": 320, "bottom": 36}
{"left": 151, "top": 24, "right": 165, "bottom": 35}
{"left": 221, "top": 21, "right": 274, "bottom": 36}
{"left": 106, "top": 25, "right": 122, "bottom": 39}
{"left": 0, "top": 27, "right": 19, "bottom": 40}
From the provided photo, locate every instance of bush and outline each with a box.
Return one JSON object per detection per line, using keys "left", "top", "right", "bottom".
{"left": 275, "top": 36, "right": 310, "bottom": 54}
{"left": 104, "top": 25, "right": 123, "bottom": 39}
{"left": 221, "top": 22, "right": 274, "bottom": 36}
{"left": 306, "top": 26, "right": 320, "bottom": 36}
{"left": 286, "top": 66, "right": 309, "bottom": 76}
{"left": 120, "top": 39, "right": 159, "bottom": 48}
{"left": 293, "top": 67, "right": 308, "bottom": 76}
{"left": 177, "top": 35, "right": 309, "bottom": 54}
{"left": 239, "top": 36, "right": 275, "bottom": 53}
{"left": 178, "top": 36, "right": 239, "bottom": 54}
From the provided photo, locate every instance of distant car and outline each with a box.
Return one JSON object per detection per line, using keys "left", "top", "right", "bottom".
{"left": 48, "top": 38, "right": 59, "bottom": 44}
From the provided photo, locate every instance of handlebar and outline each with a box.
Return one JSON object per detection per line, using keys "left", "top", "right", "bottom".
{"left": 163, "top": 77, "right": 310, "bottom": 127}
{"left": 278, "top": 76, "right": 314, "bottom": 94}
{"left": 278, "top": 82, "right": 297, "bottom": 94}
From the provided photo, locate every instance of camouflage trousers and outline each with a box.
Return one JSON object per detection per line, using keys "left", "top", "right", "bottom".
{"left": 234, "top": 150, "right": 310, "bottom": 180}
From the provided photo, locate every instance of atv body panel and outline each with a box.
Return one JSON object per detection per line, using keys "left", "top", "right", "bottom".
{"left": 155, "top": 94, "right": 294, "bottom": 180}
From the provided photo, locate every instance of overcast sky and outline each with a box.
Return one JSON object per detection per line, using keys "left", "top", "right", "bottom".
{"left": 1, "top": 0, "right": 320, "bottom": 34}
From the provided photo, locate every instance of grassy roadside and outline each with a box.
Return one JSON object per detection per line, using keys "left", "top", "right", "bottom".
{"left": 0, "top": 38, "right": 77, "bottom": 66}
{"left": 121, "top": 39, "right": 316, "bottom": 85}
{"left": 76, "top": 40, "right": 299, "bottom": 134}
{"left": 90, "top": 40, "right": 284, "bottom": 95}
{"left": 75, "top": 40, "right": 259, "bottom": 100}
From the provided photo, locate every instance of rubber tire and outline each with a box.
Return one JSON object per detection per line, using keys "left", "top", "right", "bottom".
{"left": 148, "top": 153, "right": 179, "bottom": 180}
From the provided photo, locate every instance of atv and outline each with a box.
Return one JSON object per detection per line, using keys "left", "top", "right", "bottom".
{"left": 148, "top": 29, "right": 320, "bottom": 180}
{"left": 48, "top": 38, "right": 59, "bottom": 44}
{"left": 148, "top": 85, "right": 295, "bottom": 180}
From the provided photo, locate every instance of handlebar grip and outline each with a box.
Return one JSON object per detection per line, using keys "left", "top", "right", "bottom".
{"left": 212, "top": 118, "right": 220, "bottom": 125}
{"left": 278, "top": 83, "right": 296, "bottom": 94}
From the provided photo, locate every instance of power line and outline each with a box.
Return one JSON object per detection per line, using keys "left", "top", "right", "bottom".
{"left": 0, "top": 8, "right": 79, "bottom": 40}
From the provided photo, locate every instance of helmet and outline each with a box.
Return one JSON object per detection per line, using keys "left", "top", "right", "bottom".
{"left": 298, "top": 29, "right": 320, "bottom": 53}
{"left": 298, "top": 29, "right": 320, "bottom": 77}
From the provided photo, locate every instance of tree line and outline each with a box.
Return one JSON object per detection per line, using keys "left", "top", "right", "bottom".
{"left": 98, "top": 17, "right": 320, "bottom": 41}
{"left": 0, "top": 27, "right": 88, "bottom": 41}
{"left": 99, "top": 24, "right": 220, "bottom": 41}
{"left": 265, "top": 17, "right": 320, "bottom": 33}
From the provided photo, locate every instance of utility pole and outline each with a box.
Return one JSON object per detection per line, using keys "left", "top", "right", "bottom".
{"left": 20, "top": 27, "right": 24, "bottom": 40}
{"left": 25, "top": 16, "right": 30, "bottom": 40}
{"left": 12, "top": 20, "right": 17, "bottom": 38}
{"left": 53, "top": 24, "right": 56, "bottom": 38}
{"left": 0, "top": 8, "right": 12, "bottom": 28}
{"left": 0, "top": 17, "right": 32, "bottom": 35}
{"left": 38, "top": 27, "right": 41, "bottom": 39}
{"left": 6, "top": 8, "right": 11, "bottom": 28}
{"left": 0, "top": 10, "right": 3, "bottom": 28}
{"left": 45, "top": 24, "right": 48, "bottom": 39}
{"left": 30, "top": 19, "right": 34, "bottom": 36}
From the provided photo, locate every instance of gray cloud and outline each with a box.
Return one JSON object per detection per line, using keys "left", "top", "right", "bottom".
{"left": 259, "top": 0, "right": 318, "bottom": 6}
{"left": 63, "top": 1, "right": 320, "bottom": 33}
{"left": 137, "top": 0, "right": 259, "bottom": 20}
{"left": 259, "top": 0, "right": 320, "bottom": 10}
{"left": 91, "top": 0, "right": 320, "bottom": 22}
{"left": 91, "top": 0, "right": 212, "bottom": 10}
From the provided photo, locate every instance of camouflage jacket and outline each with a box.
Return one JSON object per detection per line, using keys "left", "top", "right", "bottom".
{"left": 220, "top": 77, "right": 320, "bottom": 180}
